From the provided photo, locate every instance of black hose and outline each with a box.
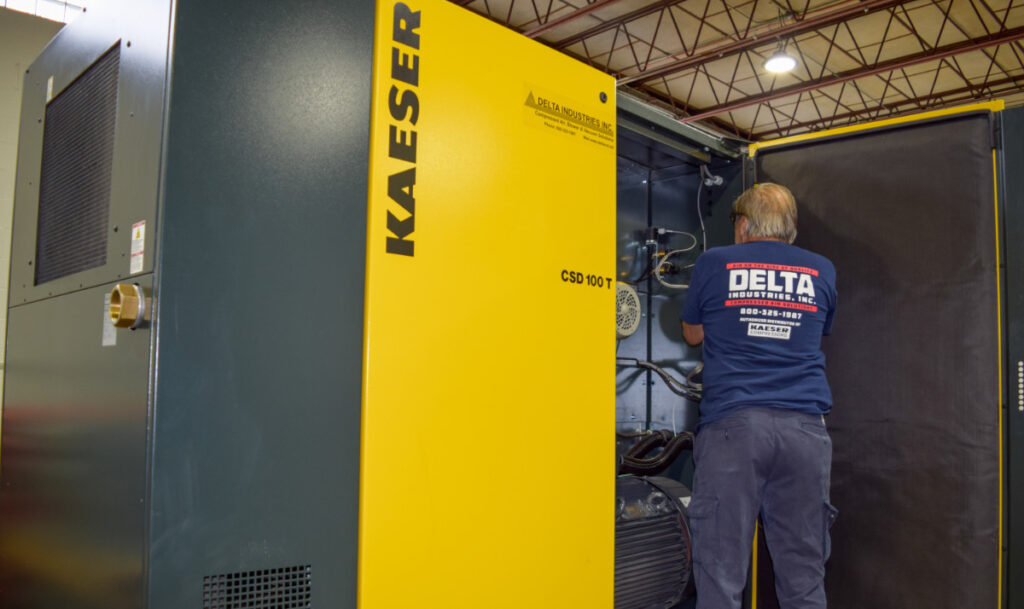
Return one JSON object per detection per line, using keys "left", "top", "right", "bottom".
{"left": 619, "top": 432, "right": 694, "bottom": 476}
{"left": 624, "top": 432, "right": 693, "bottom": 466}
{"left": 624, "top": 429, "right": 672, "bottom": 459}
{"left": 616, "top": 357, "right": 702, "bottom": 401}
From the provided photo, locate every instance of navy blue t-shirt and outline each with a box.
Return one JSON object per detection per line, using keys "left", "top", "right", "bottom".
{"left": 681, "top": 241, "right": 837, "bottom": 425}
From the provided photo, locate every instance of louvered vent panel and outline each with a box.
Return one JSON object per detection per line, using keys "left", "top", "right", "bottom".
{"left": 34, "top": 44, "right": 120, "bottom": 286}
{"left": 615, "top": 514, "right": 689, "bottom": 609}
{"left": 202, "top": 565, "right": 312, "bottom": 609}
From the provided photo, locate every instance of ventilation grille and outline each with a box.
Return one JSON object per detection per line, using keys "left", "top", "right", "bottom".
{"left": 202, "top": 565, "right": 312, "bottom": 609}
{"left": 34, "top": 44, "right": 120, "bottom": 286}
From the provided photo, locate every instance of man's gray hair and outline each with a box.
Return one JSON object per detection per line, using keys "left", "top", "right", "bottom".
{"left": 733, "top": 183, "right": 798, "bottom": 244}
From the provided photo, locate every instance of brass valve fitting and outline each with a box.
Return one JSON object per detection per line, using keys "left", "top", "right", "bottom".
{"left": 109, "top": 283, "right": 147, "bottom": 329}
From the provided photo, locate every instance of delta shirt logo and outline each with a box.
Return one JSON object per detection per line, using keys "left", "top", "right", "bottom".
{"left": 724, "top": 263, "right": 820, "bottom": 312}
{"left": 679, "top": 241, "right": 837, "bottom": 424}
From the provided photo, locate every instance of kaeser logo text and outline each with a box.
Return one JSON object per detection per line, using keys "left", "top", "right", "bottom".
{"left": 747, "top": 323, "right": 791, "bottom": 340}
{"left": 385, "top": 2, "right": 421, "bottom": 256}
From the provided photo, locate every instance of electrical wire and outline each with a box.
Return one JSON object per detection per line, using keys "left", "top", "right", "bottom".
{"left": 696, "top": 182, "right": 707, "bottom": 253}
{"left": 632, "top": 242, "right": 656, "bottom": 283}
{"left": 653, "top": 248, "right": 695, "bottom": 289}
{"left": 651, "top": 229, "right": 698, "bottom": 290}
{"left": 659, "top": 228, "right": 699, "bottom": 243}
{"left": 696, "top": 164, "right": 722, "bottom": 252}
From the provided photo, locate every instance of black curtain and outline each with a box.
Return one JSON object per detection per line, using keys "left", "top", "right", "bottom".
{"left": 752, "top": 114, "right": 1001, "bottom": 609}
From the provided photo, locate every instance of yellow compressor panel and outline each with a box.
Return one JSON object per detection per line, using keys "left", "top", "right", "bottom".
{"left": 360, "top": 0, "right": 617, "bottom": 607}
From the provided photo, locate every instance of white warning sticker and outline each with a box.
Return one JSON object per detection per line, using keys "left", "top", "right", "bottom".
{"left": 46, "top": 76, "right": 54, "bottom": 102}
{"left": 102, "top": 293, "right": 116, "bottom": 347}
{"left": 130, "top": 221, "right": 145, "bottom": 274}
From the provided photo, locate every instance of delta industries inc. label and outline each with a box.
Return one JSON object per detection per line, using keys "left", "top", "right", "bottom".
{"left": 523, "top": 87, "right": 614, "bottom": 149}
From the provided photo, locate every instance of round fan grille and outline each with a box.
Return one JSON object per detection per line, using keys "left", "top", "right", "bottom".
{"left": 616, "top": 282, "right": 642, "bottom": 339}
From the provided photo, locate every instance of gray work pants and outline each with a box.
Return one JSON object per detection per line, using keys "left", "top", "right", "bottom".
{"left": 688, "top": 407, "right": 837, "bottom": 609}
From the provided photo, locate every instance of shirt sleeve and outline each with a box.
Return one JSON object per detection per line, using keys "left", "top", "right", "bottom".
{"left": 822, "top": 264, "right": 837, "bottom": 335}
{"left": 823, "top": 302, "right": 835, "bottom": 335}
{"left": 681, "top": 254, "right": 709, "bottom": 325}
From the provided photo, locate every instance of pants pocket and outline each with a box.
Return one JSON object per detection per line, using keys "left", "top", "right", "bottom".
{"left": 686, "top": 495, "right": 720, "bottom": 566}
{"left": 823, "top": 502, "right": 839, "bottom": 561}
{"left": 799, "top": 417, "right": 831, "bottom": 443}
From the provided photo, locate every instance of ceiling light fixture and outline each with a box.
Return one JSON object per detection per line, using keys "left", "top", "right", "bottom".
{"left": 764, "top": 8, "right": 797, "bottom": 74}
{"left": 764, "top": 51, "right": 797, "bottom": 73}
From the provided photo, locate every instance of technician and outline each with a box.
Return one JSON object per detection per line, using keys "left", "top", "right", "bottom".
{"left": 680, "top": 182, "right": 837, "bottom": 609}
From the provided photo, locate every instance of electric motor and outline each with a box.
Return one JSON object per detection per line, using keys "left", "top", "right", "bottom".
{"left": 615, "top": 476, "right": 695, "bottom": 609}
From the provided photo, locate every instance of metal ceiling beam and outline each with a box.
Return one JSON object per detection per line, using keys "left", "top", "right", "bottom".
{"left": 550, "top": 0, "right": 684, "bottom": 49}
{"left": 678, "top": 24, "right": 1024, "bottom": 122}
{"left": 751, "top": 73, "right": 1024, "bottom": 137}
{"left": 522, "top": 0, "right": 629, "bottom": 38}
{"left": 617, "top": 0, "right": 912, "bottom": 85}
{"left": 749, "top": 74, "right": 1019, "bottom": 139}
{"left": 631, "top": 82, "right": 759, "bottom": 138}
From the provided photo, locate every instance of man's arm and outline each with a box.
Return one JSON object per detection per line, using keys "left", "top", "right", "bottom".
{"left": 682, "top": 322, "right": 704, "bottom": 346}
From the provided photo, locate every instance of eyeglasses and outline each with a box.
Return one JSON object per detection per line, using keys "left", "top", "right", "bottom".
{"left": 729, "top": 211, "right": 745, "bottom": 224}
